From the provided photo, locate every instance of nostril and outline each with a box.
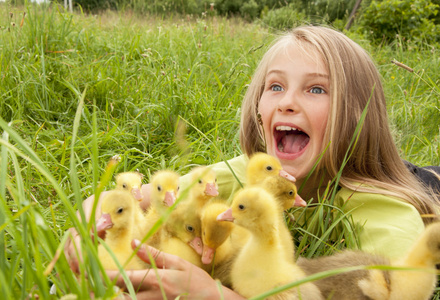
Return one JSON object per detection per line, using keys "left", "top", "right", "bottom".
{"left": 277, "top": 104, "right": 295, "bottom": 113}
{"left": 278, "top": 108, "right": 295, "bottom": 113}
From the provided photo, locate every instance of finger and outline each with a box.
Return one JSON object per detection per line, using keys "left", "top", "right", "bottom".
{"left": 68, "top": 255, "right": 80, "bottom": 274}
{"left": 118, "top": 277, "right": 169, "bottom": 300}
{"left": 65, "top": 228, "right": 81, "bottom": 273}
{"left": 132, "top": 240, "right": 184, "bottom": 270}
{"left": 64, "top": 236, "right": 74, "bottom": 268}
{"left": 107, "top": 268, "right": 164, "bottom": 292}
{"left": 131, "top": 240, "right": 162, "bottom": 266}
{"left": 64, "top": 232, "right": 72, "bottom": 259}
{"left": 131, "top": 240, "right": 170, "bottom": 268}
{"left": 129, "top": 289, "right": 170, "bottom": 300}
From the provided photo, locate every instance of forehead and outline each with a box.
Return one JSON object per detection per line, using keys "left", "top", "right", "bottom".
{"left": 267, "top": 38, "right": 328, "bottom": 73}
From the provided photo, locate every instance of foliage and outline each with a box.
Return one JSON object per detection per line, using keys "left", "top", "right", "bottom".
{"left": 64, "top": 0, "right": 358, "bottom": 22}
{"left": 239, "top": 0, "right": 259, "bottom": 21}
{"left": 291, "top": 0, "right": 357, "bottom": 23}
{"left": 360, "top": 0, "right": 440, "bottom": 44}
{"left": 131, "top": 0, "right": 214, "bottom": 15}
{"left": 73, "top": 0, "right": 119, "bottom": 12}
{"left": 215, "top": 0, "right": 284, "bottom": 18}
{"left": 433, "top": 0, "right": 440, "bottom": 23}
{"left": 210, "top": 0, "right": 357, "bottom": 23}
{"left": 260, "top": 4, "right": 309, "bottom": 31}
{"left": 71, "top": 0, "right": 214, "bottom": 14}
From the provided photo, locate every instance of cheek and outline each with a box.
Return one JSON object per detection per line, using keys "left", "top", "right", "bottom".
{"left": 316, "top": 117, "right": 328, "bottom": 136}
{"left": 313, "top": 104, "right": 330, "bottom": 140}
{"left": 258, "top": 100, "right": 273, "bottom": 137}
{"left": 258, "top": 98, "right": 272, "bottom": 126}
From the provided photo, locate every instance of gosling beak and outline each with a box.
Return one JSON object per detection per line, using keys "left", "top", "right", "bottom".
{"left": 131, "top": 188, "right": 143, "bottom": 202}
{"left": 164, "top": 191, "right": 176, "bottom": 207}
{"left": 188, "top": 236, "right": 203, "bottom": 255}
{"left": 279, "top": 170, "right": 296, "bottom": 183}
{"left": 202, "top": 245, "right": 215, "bottom": 265}
{"left": 294, "top": 194, "right": 307, "bottom": 207}
{"left": 217, "top": 208, "right": 234, "bottom": 222}
{"left": 96, "top": 213, "right": 113, "bottom": 232}
{"left": 205, "top": 182, "right": 219, "bottom": 197}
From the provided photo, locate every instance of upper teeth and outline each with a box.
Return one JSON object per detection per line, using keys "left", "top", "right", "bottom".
{"left": 276, "top": 126, "right": 300, "bottom": 131}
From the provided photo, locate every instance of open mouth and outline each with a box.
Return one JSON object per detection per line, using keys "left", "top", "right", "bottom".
{"left": 274, "top": 125, "right": 310, "bottom": 154}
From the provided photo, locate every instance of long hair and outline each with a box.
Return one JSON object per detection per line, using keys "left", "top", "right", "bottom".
{"left": 239, "top": 25, "right": 438, "bottom": 222}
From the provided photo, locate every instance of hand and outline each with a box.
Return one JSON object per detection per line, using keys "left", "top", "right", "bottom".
{"left": 107, "top": 240, "right": 245, "bottom": 300}
{"left": 63, "top": 191, "right": 105, "bottom": 273}
{"left": 64, "top": 225, "right": 107, "bottom": 274}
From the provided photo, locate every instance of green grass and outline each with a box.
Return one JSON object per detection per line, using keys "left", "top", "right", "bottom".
{"left": 0, "top": 2, "right": 439, "bottom": 299}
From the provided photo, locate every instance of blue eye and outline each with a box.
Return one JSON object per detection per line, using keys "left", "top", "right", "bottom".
{"left": 310, "top": 87, "right": 325, "bottom": 94}
{"left": 271, "top": 85, "right": 283, "bottom": 92}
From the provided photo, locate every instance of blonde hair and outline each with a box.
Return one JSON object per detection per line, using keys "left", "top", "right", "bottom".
{"left": 239, "top": 25, "right": 438, "bottom": 222}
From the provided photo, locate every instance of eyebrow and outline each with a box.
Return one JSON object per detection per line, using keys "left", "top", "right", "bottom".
{"left": 307, "top": 72, "right": 330, "bottom": 79}
{"left": 266, "top": 69, "right": 329, "bottom": 79}
{"left": 265, "top": 70, "right": 284, "bottom": 77}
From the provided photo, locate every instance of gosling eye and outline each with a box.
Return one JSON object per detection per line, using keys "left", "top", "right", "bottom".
{"left": 289, "top": 190, "right": 294, "bottom": 196}
{"left": 238, "top": 204, "right": 245, "bottom": 210}
{"left": 198, "top": 179, "right": 203, "bottom": 184}
{"left": 186, "top": 225, "right": 194, "bottom": 232}
{"left": 157, "top": 185, "right": 162, "bottom": 192}
{"left": 122, "top": 183, "right": 127, "bottom": 189}
{"left": 266, "top": 165, "right": 273, "bottom": 171}
{"left": 177, "top": 186, "right": 180, "bottom": 191}
{"left": 117, "top": 207, "right": 124, "bottom": 214}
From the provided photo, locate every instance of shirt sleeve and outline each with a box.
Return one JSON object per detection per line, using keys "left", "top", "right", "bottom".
{"left": 210, "top": 155, "right": 248, "bottom": 203}
{"left": 335, "top": 187, "right": 425, "bottom": 259}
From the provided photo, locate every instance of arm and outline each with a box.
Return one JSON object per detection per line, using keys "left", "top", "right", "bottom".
{"left": 108, "top": 240, "right": 245, "bottom": 300}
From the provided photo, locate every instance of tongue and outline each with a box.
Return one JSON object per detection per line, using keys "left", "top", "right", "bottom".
{"left": 282, "top": 133, "right": 309, "bottom": 153}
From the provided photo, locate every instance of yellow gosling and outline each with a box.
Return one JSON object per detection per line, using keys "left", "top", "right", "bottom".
{"left": 217, "top": 187, "right": 322, "bottom": 300}
{"left": 97, "top": 190, "right": 149, "bottom": 270}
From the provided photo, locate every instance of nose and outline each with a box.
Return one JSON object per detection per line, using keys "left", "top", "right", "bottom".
{"left": 277, "top": 90, "right": 299, "bottom": 113}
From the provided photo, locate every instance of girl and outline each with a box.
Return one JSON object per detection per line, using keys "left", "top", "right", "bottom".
{"left": 66, "top": 25, "right": 439, "bottom": 299}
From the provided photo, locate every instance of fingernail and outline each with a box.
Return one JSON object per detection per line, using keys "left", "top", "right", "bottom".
{"left": 133, "top": 239, "right": 141, "bottom": 247}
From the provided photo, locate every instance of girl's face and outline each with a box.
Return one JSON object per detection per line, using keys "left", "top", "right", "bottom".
{"left": 258, "top": 46, "right": 330, "bottom": 183}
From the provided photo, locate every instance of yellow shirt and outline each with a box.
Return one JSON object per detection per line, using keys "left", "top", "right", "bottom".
{"left": 335, "top": 187, "right": 424, "bottom": 258}
{"left": 208, "top": 154, "right": 425, "bottom": 259}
